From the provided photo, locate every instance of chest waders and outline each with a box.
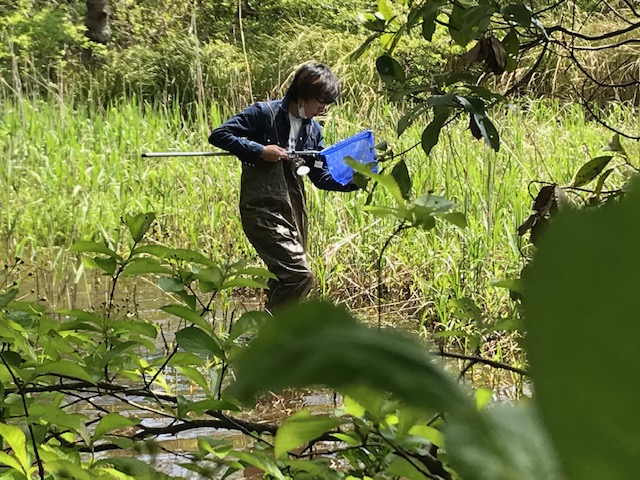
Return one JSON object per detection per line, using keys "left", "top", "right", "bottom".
{"left": 239, "top": 104, "right": 315, "bottom": 311}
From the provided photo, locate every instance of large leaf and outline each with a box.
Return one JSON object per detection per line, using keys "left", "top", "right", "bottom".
{"left": 93, "top": 413, "right": 139, "bottom": 441}
{"left": 161, "top": 304, "right": 210, "bottom": 330}
{"left": 95, "top": 457, "right": 162, "bottom": 477}
{"left": 571, "top": 155, "right": 613, "bottom": 187}
{"left": 0, "top": 289, "right": 18, "bottom": 309}
{"left": 345, "top": 158, "right": 405, "bottom": 205}
{"left": 421, "top": 110, "right": 449, "bottom": 155}
{"left": 502, "top": 2, "right": 532, "bottom": 26}
{"left": 376, "top": 55, "right": 406, "bottom": 85}
{"left": 229, "top": 311, "right": 272, "bottom": 341}
{"left": 0, "top": 423, "right": 29, "bottom": 475}
{"left": 524, "top": 181, "right": 640, "bottom": 479}
{"left": 122, "top": 258, "right": 172, "bottom": 276}
{"left": 175, "top": 326, "right": 224, "bottom": 359}
{"left": 124, "top": 212, "right": 156, "bottom": 243}
{"left": 275, "top": 410, "right": 344, "bottom": 459}
{"left": 448, "top": 3, "right": 492, "bottom": 46}
{"left": 34, "top": 360, "right": 95, "bottom": 383}
{"left": 391, "top": 160, "right": 412, "bottom": 200}
{"left": 228, "top": 301, "right": 474, "bottom": 417}
{"left": 69, "top": 241, "right": 122, "bottom": 261}
{"left": 169, "top": 249, "right": 216, "bottom": 267}
{"left": 446, "top": 404, "right": 562, "bottom": 480}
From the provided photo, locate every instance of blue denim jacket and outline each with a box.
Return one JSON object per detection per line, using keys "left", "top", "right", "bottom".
{"left": 208, "top": 97, "right": 357, "bottom": 192}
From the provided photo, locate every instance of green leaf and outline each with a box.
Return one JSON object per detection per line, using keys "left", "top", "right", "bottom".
{"left": 0, "top": 423, "right": 29, "bottom": 474}
{"left": 448, "top": 3, "right": 492, "bottom": 46}
{"left": 604, "top": 133, "right": 627, "bottom": 156}
{"left": 391, "top": 160, "right": 412, "bottom": 200}
{"left": 0, "top": 289, "right": 18, "bottom": 309}
{"left": 376, "top": 55, "right": 406, "bottom": 85}
{"left": 474, "top": 114, "right": 501, "bottom": 151}
{"left": 421, "top": 111, "right": 449, "bottom": 155}
{"left": 413, "top": 194, "right": 455, "bottom": 214}
{"left": 175, "top": 326, "right": 224, "bottom": 359}
{"left": 491, "top": 278, "right": 524, "bottom": 295}
{"left": 93, "top": 413, "right": 139, "bottom": 441}
{"left": 377, "top": 0, "right": 394, "bottom": 21}
{"left": 502, "top": 29, "right": 520, "bottom": 58}
{"left": 345, "top": 158, "right": 405, "bottom": 205}
{"left": 158, "top": 276, "right": 184, "bottom": 293}
{"left": 446, "top": 404, "right": 561, "bottom": 480}
{"left": 501, "top": 2, "right": 532, "bottom": 26}
{"left": 0, "top": 451, "right": 24, "bottom": 473}
{"left": 176, "top": 366, "right": 210, "bottom": 392}
{"left": 166, "top": 352, "right": 203, "bottom": 366}
{"left": 93, "top": 256, "right": 117, "bottom": 275}
{"left": 169, "top": 249, "right": 216, "bottom": 267}
{"left": 122, "top": 258, "right": 172, "bottom": 276}
{"left": 456, "top": 95, "right": 486, "bottom": 115}
{"left": 232, "top": 450, "right": 285, "bottom": 479}
{"left": 441, "top": 212, "right": 468, "bottom": 228}
{"left": 408, "top": 424, "right": 445, "bottom": 448}
{"left": 131, "top": 244, "right": 172, "bottom": 258}
{"left": 396, "top": 102, "right": 430, "bottom": 135}
{"left": 193, "top": 267, "right": 223, "bottom": 288}
{"left": 421, "top": 4, "right": 438, "bottom": 41}
{"left": 233, "top": 266, "right": 277, "bottom": 279}
{"left": 0, "top": 351, "right": 22, "bottom": 367}
{"left": 572, "top": 155, "right": 613, "bottom": 187}
{"left": 70, "top": 241, "right": 122, "bottom": 261}
{"left": 34, "top": 360, "right": 95, "bottom": 384}
{"left": 95, "top": 457, "right": 160, "bottom": 476}
{"left": 161, "top": 304, "right": 210, "bottom": 330}
{"left": 275, "top": 410, "right": 344, "bottom": 459}
{"left": 350, "top": 33, "right": 379, "bottom": 61}
{"left": 124, "top": 212, "right": 156, "bottom": 243}
{"left": 524, "top": 183, "right": 640, "bottom": 480}
{"left": 229, "top": 311, "right": 271, "bottom": 341}
{"left": 228, "top": 301, "right": 475, "bottom": 417}
{"left": 110, "top": 319, "right": 157, "bottom": 338}
{"left": 387, "top": 454, "right": 428, "bottom": 479}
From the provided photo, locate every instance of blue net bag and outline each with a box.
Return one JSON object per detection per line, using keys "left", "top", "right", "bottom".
{"left": 322, "top": 130, "right": 377, "bottom": 185}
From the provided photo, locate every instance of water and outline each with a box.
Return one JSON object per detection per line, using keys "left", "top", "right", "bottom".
{"left": 12, "top": 267, "right": 525, "bottom": 479}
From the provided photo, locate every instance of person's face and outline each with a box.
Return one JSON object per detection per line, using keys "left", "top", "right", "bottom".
{"left": 300, "top": 98, "right": 328, "bottom": 118}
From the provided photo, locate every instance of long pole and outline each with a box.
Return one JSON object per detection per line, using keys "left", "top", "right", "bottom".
{"left": 141, "top": 151, "right": 231, "bottom": 158}
{"left": 141, "top": 151, "right": 321, "bottom": 158}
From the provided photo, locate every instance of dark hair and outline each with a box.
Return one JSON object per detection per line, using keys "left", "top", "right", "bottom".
{"left": 286, "top": 62, "right": 340, "bottom": 104}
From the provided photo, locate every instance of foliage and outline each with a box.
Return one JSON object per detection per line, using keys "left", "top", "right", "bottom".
{"left": 355, "top": 0, "right": 640, "bottom": 159}
{"left": 5, "top": 190, "right": 640, "bottom": 478}
{"left": 0, "top": 0, "right": 89, "bottom": 81}
{"left": 524, "top": 177, "right": 640, "bottom": 479}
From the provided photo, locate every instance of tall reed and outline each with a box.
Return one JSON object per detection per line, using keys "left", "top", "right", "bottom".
{"left": 1, "top": 95, "right": 637, "bottom": 326}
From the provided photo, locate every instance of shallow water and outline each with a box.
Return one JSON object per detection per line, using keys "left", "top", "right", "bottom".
{"left": 13, "top": 268, "right": 525, "bottom": 479}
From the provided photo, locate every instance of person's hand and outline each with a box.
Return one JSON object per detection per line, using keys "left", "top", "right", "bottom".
{"left": 260, "top": 144, "right": 288, "bottom": 163}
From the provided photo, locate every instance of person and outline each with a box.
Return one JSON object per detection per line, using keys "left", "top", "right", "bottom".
{"left": 208, "top": 61, "right": 358, "bottom": 312}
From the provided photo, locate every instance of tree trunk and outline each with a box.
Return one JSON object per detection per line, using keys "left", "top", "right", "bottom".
{"left": 85, "top": 0, "right": 111, "bottom": 44}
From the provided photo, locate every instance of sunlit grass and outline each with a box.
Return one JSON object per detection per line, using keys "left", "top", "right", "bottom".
{"left": 1, "top": 95, "right": 637, "bottom": 347}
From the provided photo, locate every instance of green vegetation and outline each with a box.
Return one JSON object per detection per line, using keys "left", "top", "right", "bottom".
{"left": 1, "top": 0, "right": 640, "bottom": 478}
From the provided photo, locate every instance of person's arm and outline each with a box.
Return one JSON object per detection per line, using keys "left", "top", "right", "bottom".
{"left": 306, "top": 153, "right": 360, "bottom": 192}
{"left": 306, "top": 135, "right": 359, "bottom": 192}
{"left": 208, "top": 104, "right": 265, "bottom": 166}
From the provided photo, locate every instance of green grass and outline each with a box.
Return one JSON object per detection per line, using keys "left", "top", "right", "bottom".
{"left": 1, "top": 94, "right": 637, "bottom": 340}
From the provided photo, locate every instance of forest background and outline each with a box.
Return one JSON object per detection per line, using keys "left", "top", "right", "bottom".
{"left": 1, "top": 0, "right": 640, "bottom": 479}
